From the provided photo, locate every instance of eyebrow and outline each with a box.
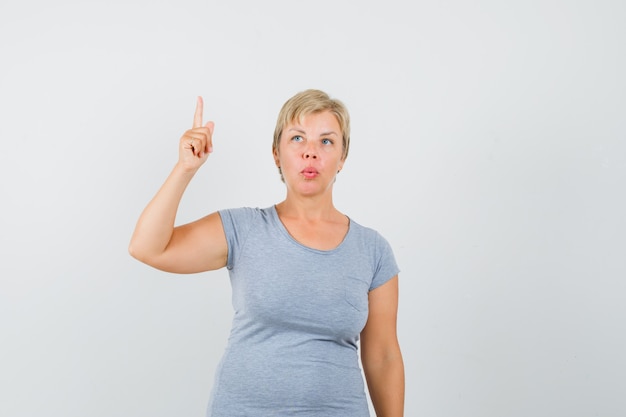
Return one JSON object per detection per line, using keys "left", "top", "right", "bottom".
{"left": 287, "top": 128, "right": 338, "bottom": 136}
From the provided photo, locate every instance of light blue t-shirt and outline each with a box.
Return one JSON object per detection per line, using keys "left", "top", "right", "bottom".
{"left": 207, "top": 206, "right": 399, "bottom": 417}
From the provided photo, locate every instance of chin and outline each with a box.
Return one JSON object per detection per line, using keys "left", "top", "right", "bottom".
{"left": 292, "top": 181, "right": 333, "bottom": 196}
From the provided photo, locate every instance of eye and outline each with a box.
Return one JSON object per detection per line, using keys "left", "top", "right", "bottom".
{"left": 322, "top": 138, "right": 333, "bottom": 145}
{"left": 291, "top": 135, "right": 304, "bottom": 142}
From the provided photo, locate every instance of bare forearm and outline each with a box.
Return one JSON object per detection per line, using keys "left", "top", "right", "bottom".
{"left": 364, "top": 355, "right": 405, "bottom": 417}
{"left": 129, "top": 164, "right": 195, "bottom": 260}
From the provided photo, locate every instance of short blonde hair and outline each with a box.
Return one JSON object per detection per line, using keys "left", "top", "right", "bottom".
{"left": 272, "top": 89, "right": 351, "bottom": 161}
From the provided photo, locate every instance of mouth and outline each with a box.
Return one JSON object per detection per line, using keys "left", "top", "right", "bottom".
{"left": 301, "top": 167, "right": 319, "bottom": 179}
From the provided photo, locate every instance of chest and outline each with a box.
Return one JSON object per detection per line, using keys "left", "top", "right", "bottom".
{"left": 230, "top": 237, "right": 373, "bottom": 339}
{"left": 278, "top": 217, "right": 349, "bottom": 251}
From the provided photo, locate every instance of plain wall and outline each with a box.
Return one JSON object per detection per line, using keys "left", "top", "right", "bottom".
{"left": 1, "top": 0, "right": 624, "bottom": 416}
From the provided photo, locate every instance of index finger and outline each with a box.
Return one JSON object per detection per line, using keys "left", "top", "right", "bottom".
{"left": 193, "top": 96, "right": 203, "bottom": 128}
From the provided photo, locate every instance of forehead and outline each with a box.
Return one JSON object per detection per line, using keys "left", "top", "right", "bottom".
{"left": 284, "top": 110, "right": 340, "bottom": 132}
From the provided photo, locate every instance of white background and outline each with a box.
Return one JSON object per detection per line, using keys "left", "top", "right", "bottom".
{"left": 1, "top": 0, "right": 625, "bottom": 416}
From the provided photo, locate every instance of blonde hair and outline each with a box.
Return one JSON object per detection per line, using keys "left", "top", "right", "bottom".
{"left": 272, "top": 89, "right": 351, "bottom": 161}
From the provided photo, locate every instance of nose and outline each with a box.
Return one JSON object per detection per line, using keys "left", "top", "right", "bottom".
{"left": 303, "top": 145, "right": 318, "bottom": 159}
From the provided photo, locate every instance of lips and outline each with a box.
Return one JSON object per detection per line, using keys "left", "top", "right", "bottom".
{"left": 301, "top": 167, "right": 319, "bottom": 179}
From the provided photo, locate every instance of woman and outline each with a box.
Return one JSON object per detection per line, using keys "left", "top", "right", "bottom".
{"left": 129, "top": 89, "right": 404, "bottom": 416}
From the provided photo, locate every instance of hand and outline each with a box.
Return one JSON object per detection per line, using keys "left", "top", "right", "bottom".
{"left": 178, "top": 96, "right": 215, "bottom": 172}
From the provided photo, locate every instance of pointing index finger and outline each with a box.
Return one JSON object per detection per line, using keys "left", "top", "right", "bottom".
{"left": 193, "top": 96, "right": 203, "bottom": 128}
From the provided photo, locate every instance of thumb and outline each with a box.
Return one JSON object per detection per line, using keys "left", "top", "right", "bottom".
{"left": 205, "top": 121, "right": 215, "bottom": 135}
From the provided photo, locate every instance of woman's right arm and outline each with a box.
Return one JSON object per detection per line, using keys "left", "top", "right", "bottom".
{"left": 128, "top": 97, "right": 228, "bottom": 274}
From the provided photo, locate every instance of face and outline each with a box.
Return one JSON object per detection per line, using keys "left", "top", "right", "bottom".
{"left": 273, "top": 111, "right": 345, "bottom": 196}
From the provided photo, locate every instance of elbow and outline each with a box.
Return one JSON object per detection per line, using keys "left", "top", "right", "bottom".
{"left": 128, "top": 241, "right": 166, "bottom": 270}
{"left": 128, "top": 240, "right": 149, "bottom": 263}
{"left": 361, "top": 343, "right": 404, "bottom": 373}
{"left": 128, "top": 242, "right": 138, "bottom": 259}
{"left": 128, "top": 241, "right": 143, "bottom": 262}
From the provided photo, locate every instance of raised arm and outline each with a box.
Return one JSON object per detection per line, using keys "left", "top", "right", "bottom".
{"left": 361, "top": 275, "right": 405, "bottom": 416}
{"left": 128, "top": 97, "right": 228, "bottom": 273}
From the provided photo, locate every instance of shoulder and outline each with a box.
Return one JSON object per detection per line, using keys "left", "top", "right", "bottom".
{"left": 346, "top": 216, "right": 397, "bottom": 264}
{"left": 218, "top": 207, "right": 278, "bottom": 240}
{"left": 348, "top": 217, "right": 391, "bottom": 248}
{"left": 218, "top": 206, "right": 273, "bottom": 223}
{"left": 345, "top": 216, "right": 400, "bottom": 290}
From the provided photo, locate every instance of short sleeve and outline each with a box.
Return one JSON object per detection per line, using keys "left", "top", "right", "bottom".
{"left": 218, "top": 207, "right": 258, "bottom": 270}
{"left": 369, "top": 232, "right": 400, "bottom": 291}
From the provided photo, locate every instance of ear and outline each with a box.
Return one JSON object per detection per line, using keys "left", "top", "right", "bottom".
{"left": 273, "top": 147, "right": 280, "bottom": 167}
{"left": 337, "top": 159, "right": 345, "bottom": 173}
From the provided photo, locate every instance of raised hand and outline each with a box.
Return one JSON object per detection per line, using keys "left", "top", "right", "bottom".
{"left": 178, "top": 96, "right": 215, "bottom": 172}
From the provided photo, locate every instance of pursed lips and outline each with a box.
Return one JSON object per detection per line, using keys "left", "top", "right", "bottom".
{"left": 301, "top": 167, "right": 319, "bottom": 179}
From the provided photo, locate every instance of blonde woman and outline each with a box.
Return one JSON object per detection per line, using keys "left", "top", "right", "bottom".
{"left": 129, "top": 89, "right": 404, "bottom": 416}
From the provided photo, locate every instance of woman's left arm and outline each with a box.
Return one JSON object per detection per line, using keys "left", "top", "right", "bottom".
{"left": 360, "top": 275, "right": 405, "bottom": 417}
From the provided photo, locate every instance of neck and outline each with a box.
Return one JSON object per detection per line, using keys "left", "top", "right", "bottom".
{"left": 276, "top": 193, "right": 339, "bottom": 222}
